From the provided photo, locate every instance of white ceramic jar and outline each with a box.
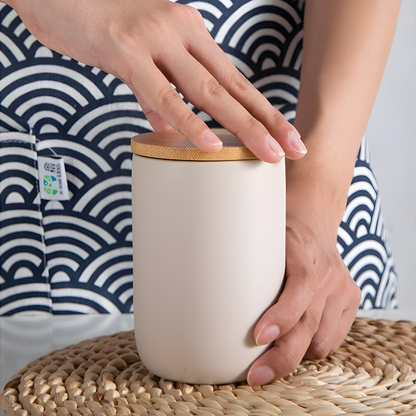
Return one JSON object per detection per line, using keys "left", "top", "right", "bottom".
{"left": 131, "top": 129, "right": 285, "bottom": 385}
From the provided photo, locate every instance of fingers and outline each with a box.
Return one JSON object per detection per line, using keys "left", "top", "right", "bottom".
{"left": 248, "top": 267, "right": 360, "bottom": 385}
{"left": 125, "top": 3, "right": 306, "bottom": 162}
{"left": 254, "top": 250, "right": 322, "bottom": 346}
{"left": 248, "top": 295, "right": 326, "bottom": 384}
{"left": 129, "top": 59, "right": 223, "bottom": 153}
{"left": 165, "top": 46, "right": 286, "bottom": 162}
{"left": 188, "top": 35, "right": 307, "bottom": 160}
{"left": 135, "top": 92, "right": 174, "bottom": 132}
{"left": 247, "top": 300, "right": 356, "bottom": 385}
{"left": 26, "top": 0, "right": 306, "bottom": 162}
{"left": 305, "top": 281, "right": 361, "bottom": 359}
{"left": 130, "top": 51, "right": 285, "bottom": 162}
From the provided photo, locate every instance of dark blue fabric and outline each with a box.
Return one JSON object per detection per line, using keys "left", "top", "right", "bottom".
{"left": 0, "top": 0, "right": 397, "bottom": 314}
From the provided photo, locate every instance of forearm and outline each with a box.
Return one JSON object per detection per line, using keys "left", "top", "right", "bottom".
{"left": 288, "top": 0, "right": 401, "bottom": 231}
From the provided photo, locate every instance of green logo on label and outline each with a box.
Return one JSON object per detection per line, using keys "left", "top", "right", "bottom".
{"left": 43, "top": 175, "right": 58, "bottom": 195}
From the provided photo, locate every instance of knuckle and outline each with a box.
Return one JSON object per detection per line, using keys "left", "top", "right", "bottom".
{"left": 308, "top": 338, "right": 332, "bottom": 359}
{"left": 285, "top": 350, "right": 302, "bottom": 372}
{"left": 155, "top": 85, "right": 198, "bottom": 131}
{"left": 168, "top": 3, "right": 206, "bottom": 34}
{"left": 267, "top": 107, "right": 286, "bottom": 125}
{"left": 176, "top": 108, "right": 198, "bottom": 127}
{"left": 351, "top": 281, "right": 362, "bottom": 307}
{"left": 157, "top": 85, "right": 180, "bottom": 110}
{"left": 182, "top": 4, "right": 205, "bottom": 26}
{"left": 203, "top": 77, "right": 227, "bottom": 99}
{"left": 300, "top": 308, "right": 321, "bottom": 335}
{"left": 288, "top": 300, "right": 309, "bottom": 323}
{"left": 233, "top": 113, "right": 261, "bottom": 137}
{"left": 231, "top": 69, "right": 252, "bottom": 92}
{"left": 338, "top": 263, "right": 362, "bottom": 308}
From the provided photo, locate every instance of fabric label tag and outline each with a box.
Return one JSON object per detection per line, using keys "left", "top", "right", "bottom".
{"left": 38, "top": 156, "right": 69, "bottom": 200}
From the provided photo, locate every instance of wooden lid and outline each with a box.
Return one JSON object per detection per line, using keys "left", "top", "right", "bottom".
{"left": 131, "top": 129, "right": 257, "bottom": 161}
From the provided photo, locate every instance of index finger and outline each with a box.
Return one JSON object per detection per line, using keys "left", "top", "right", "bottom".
{"left": 254, "top": 261, "right": 323, "bottom": 347}
{"left": 248, "top": 295, "right": 325, "bottom": 385}
{"left": 167, "top": 47, "right": 287, "bottom": 162}
{"left": 187, "top": 33, "right": 307, "bottom": 160}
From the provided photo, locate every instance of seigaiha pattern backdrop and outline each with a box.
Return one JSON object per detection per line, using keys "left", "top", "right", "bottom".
{"left": 0, "top": 0, "right": 397, "bottom": 315}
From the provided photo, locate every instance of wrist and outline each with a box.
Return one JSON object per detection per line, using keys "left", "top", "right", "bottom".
{"left": 286, "top": 154, "right": 351, "bottom": 236}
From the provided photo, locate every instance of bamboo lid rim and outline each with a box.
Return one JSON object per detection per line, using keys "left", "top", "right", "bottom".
{"left": 131, "top": 129, "right": 257, "bottom": 161}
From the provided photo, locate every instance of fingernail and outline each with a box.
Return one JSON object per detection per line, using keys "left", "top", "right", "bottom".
{"left": 256, "top": 324, "right": 280, "bottom": 346}
{"left": 267, "top": 135, "right": 285, "bottom": 157}
{"left": 204, "top": 129, "right": 223, "bottom": 147}
{"left": 289, "top": 130, "right": 307, "bottom": 155}
{"left": 247, "top": 365, "right": 275, "bottom": 386}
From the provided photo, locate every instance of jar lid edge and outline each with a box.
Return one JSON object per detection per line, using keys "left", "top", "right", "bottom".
{"left": 131, "top": 129, "right": 257, "bottom": 161}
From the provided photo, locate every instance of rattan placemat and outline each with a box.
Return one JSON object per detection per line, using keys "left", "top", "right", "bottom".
{"left": 2, "top": 318, "right": 416, "bottom": 416}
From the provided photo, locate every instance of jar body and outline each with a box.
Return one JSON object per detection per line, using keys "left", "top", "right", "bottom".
{"left": 132, "top": 155, "right": 285, "bottom": 384}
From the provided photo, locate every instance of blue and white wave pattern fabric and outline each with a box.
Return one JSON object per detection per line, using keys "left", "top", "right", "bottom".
{"left": 0, "top": 0, "right": 397, "bottom": 315}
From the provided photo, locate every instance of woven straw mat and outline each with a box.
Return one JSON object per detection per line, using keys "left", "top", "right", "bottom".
{"left": 2, "top": 318, "right": 416, "bottom": 416}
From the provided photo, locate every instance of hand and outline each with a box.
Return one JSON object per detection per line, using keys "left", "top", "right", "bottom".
{"left": 10, "top": 0, "right": 306, "bottom": 163}
{"left": 243, "top": 0, "right": 401, "bottom": 384}
{"left": 247, "top": 214, "right": 361, "bottom": 385}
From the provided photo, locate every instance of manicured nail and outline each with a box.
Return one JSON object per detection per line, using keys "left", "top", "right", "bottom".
{"left": 256, "top": 324, "right": 280, "bottom": 346}
{"left": 247, "top": 365, "right": 275, "bottom": 386}
{"left": 267, "top": 135, "right": 285, "bottom": 157}
{"left": 204, "top": 129, "right": 223, "bottom": 147}
{"left": 289, "top": 130, "right": 307, "bottom": 155}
